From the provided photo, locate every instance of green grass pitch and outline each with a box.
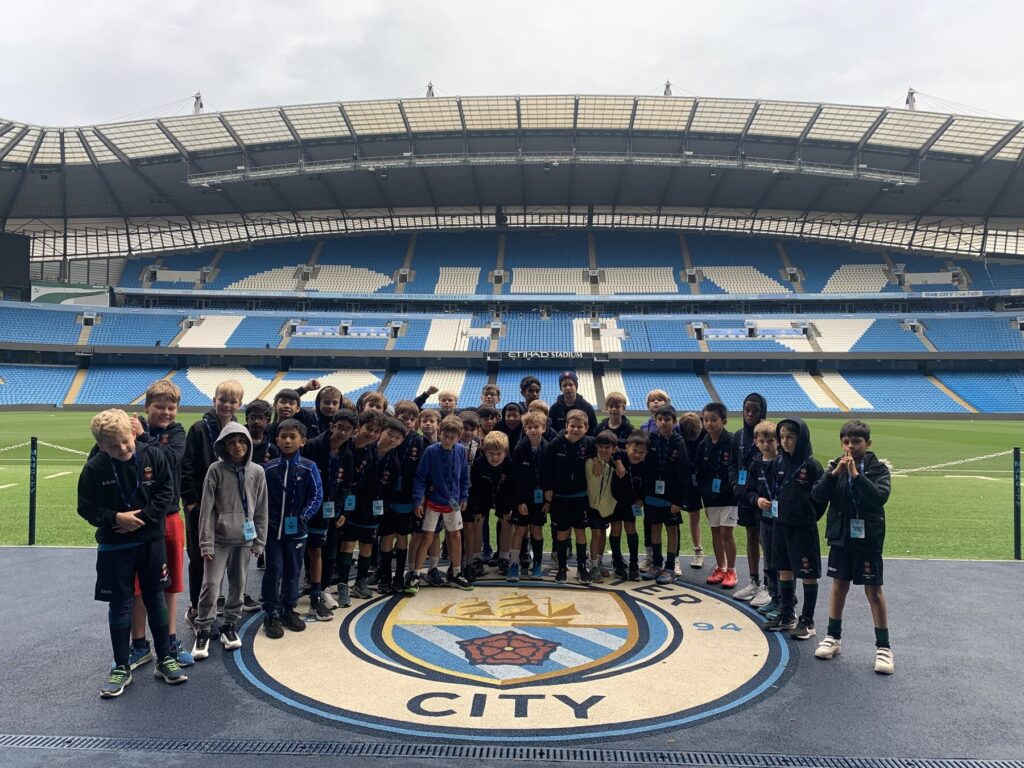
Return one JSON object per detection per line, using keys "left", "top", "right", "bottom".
{"left": 0, "top": 411, "right": 1020, "bottom": 560}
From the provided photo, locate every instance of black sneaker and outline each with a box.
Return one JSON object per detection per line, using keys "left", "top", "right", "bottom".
{"left": 216, "top": 595, "right": 225, "bottom": 616}
{"left": 428, "top": 567, "right": 446, "bottom": 587}
{"left": 613, "top": 561, "right": 628, "bottom": 580}
{"left": 555, "top": 568, "right": 568, "bottom": 583}
{"left": 628, "top": 563, "right": 640, "bottom": 581}
{"left": 790, "top": 616, "right": 816, "bottom": 640}
{"left": 577, "top": 567, "right": 593, "bottom": 584}
{"left": 311, "top": 595, "right": 334, "bottom": 622}
{"left": 404, "top": 572, "right": 421, "bottom": 595}
{"left": 100, "top": 665, "right": 132, "bottom": 698}
{"left": 154, "top": 655, "right": 188, "bottom": 685}
{"left": 282, "top": 610, "right": 306, "bottom": 632}
{"left": 450, "top": 573, "right": 474, "bottom": 591}
{"left": 367, "top": 569, "right": 380, "bottom": 587}
{"left": 184, "top": 606, "right": 197, "bottom": 630}
{"left": 263, "top": 613, "right": 284, "bottom": 639}
{"left": 472, "top": 559, "right": 486, "bottom": 578}
{"left": 519, "top": 554, "right": 532, "bottom": 570}
{"left": 191, "top": 630, "right": 211, "bottom": 661}
{"left": 242, "top": 594, "right": 260, "bottom": 613}
{"left": 498, "top": 558, "right": 510, "bottom": 576}
{"left": 377, "top": 575, "right": 393, "bottom": 595}
{"left": 765, "top": 614, "right": 798, "bottom": 632}
{"left": 219, "top": 624, "right": 242, "bottom": 650}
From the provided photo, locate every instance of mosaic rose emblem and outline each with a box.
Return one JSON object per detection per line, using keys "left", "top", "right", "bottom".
{"left": 458, "top": 631, "right": 559, "bottom": 666}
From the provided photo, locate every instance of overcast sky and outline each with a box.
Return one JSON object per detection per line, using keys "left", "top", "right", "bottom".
{"left": 5, "top": 0, "right": 1024, "bottom": 126}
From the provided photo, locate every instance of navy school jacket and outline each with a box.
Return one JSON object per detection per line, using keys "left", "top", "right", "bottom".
{"left": 263, "top": 452, "right": 323, "bottom": 541}
{"left": 772, "top": 418, "right": 825, "bottom": 527}
{"left": 541, "top": 434, "right": 596, "bottom": 497}
{"left": 511, "top": 436, "right": 549, "bottom": 511}
{"left": 813, "top": 450, "right": 891, "bottom": 552}
{"left": 696, "top": 429, "right": 736, "bottom": 507}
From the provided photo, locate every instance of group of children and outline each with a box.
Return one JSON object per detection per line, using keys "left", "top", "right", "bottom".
{"left": 78, "top": 371, "right": 895, "bottom": 698}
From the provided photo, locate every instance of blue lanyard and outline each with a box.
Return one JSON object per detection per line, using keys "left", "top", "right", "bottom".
{"left": 111, "top": 456, "right": 141, "bottom": 509}
{"left": 278, "top": 456, "right": 303, "bottom": 515}
{"left": 234, "top": 466, "right": 249, "bottom": 519}
{"left": 627, "top": 462, "right": 644, "bottom": 496}
{"left": 328, "top": 451, "right": 343, "bottom": 497}
{"left": 759, "top": 461, "right": 779, "bottom": 500}
{"left": 653, "top": 434, "right": 670, "bottom": 477}
{"left": 445, "top": 448, "right": 459, "bottom": 498}
{"left": 772, "top": 456, "right": 812, "bottom": 499}
{"left": 203, "top": 420, "right": 218, "bottom": 454}
{"left": 531, "top": 446, "right": 542, "bottom": 487}
{"left": 704, "top": 437, "right": 726, "bottom": 476}
{"left": 847, "top": 461, "right": 865, "bottom": 517}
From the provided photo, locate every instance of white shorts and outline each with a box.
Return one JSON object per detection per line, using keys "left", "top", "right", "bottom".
{"left": 421, "top": 505, "right": 464, "bottom": 533}
{"left": 706, "top": 506, "right": 738, "bottom": 528}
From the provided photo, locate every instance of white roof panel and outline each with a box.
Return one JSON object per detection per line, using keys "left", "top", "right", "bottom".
{"left": 163, "top": 114, "right": 239, "bottom": 152}
{"left": 806, "top": 104, "right": 884, "bottom": 143}
{"left": 460, "top": 96, "right": 517, "bottom": 130}
{"left": 4, "top": 127, "right": 41, "bottom": 163}
{"left": 994, "top": 127, "right": 1024, "bottom": 161}
{"left": 866, "top": 110, "right": 949, "bottom": 150}
{"left": 281, "top": 104, "right": 350, "bottom": 140}
{"left": 222, "top": 109, "right": 294, "bottom": 145}
{"left": 632, "top": 96, "right": 694, "bottom": 131}
{"left": 929, "top": 116, "right": 1020, "bottom": 157}
{"left": 747, "top": 101, "right": 819, "bottom": 138}
{"left": 401, "top": 98, "right": 462, "bottom": 132}
{"left": 97, "top": 121, "right": 178, "bottom": 159}
{"left": 576, "top": 95, "right": 634, "bottom": 130}
{"left": 81, "top": 128, "right": 119, "bottom": 163}
{"left": 689, "top": 98, "right": 757, "bottom": 135}
{"left": 0, "top": 123, "right": 27, "bottom": 156}
{"left": 342, "top": 100, "right": 407, "bottom": 136}
{"left": 34, "top": 130, "right": 63, "bottom": 165}
{"left": 63, "top": 130, "right": 92, "bottom": 165}
{"left": 519, "top": 95, "right": 575, "bottom": 129}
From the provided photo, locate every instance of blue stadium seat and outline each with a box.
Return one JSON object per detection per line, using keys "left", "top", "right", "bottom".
{"left": 77, "top": 366, "right": 174, "bottom": 405}
{"left": 936, "top": 372, "right": 1024, "bottom": 412}
{"left": 0, "top": 364, "right": 76, "bottom": 405}
{"left": 620, "top": 370, "right": 710, "bottom": 412}
{"left": 227, "top": 316, "right": 286, "bottom": 348}
{"left": 851, "top": 321, "right": 927, "bottom": 352}
{"left": 404, "top": 232, "right": 497, "bottom": 295}
{"left": 0, "top": 305, "right": 82, "bottom": 345}
{"left": 594, "top": 231, "right": 681, "bottom": 268}
{"left": 205, "top": 242, "right": 315, "bottom": 291}
{"left": 90, "top": 313, "right": 184, "bottom": 347}
{"left": 710, "top": 373, "right": 834, "bottom": 412}
{"left": 925, "top": 318, "right": 1024, "bottom": 352}
{"left": 840, "top": 373, "right": 967, "bottom": 413}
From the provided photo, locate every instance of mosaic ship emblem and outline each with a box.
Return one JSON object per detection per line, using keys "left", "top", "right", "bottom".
{"left": 432, "top": 593, "right": 580, "bottom": 627}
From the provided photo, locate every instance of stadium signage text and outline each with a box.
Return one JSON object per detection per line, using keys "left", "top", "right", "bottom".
{"left": 504, "top": 351, "right": 586, "bottom": 360}
{"left": 235, "top": 579, "right": 788, "bottom": 741}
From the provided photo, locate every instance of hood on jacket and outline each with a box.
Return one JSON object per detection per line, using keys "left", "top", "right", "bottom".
{"left": 501, "top": 402, "right": 525, "bottom": 418}
{"left": 776, "top": 417, "right": 813, "bottom": 464}
{"left": 741, "top": 392, "right": 768, "bottom": 437}
{"left": 214, "top": 421, "right": 253, "bottom": 464}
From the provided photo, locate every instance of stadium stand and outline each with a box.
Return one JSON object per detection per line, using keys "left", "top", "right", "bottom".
{"left": 711, "top": 372, "right": 838, "bottom": 412}
{"left": 687, "top": 234, "right": 790, "bottom": 295}
{"left": 76, "top": 366, "right": 175, "bottom": 405}
{"left": 177, "top": 315, "right": 245, "bottom": 348}
{"left": 924, "top": 318, "right": 1024, "bottom": 352}
{"left": 783, "top": 242, "right": 898, "bottom": 294}
{"left": 848, "top": 319, "right": 928, "bottom": 352}
{"left": 620, "top": 370, "right": 710, "bottom": 412}
{"left": 89, "top": 312, "right": 183, "bottom": 347}
{"left": 404, "top": 232, "right": 496, "bottom": 296}
{"left": 0, "top": 364, "right": 76, "bottom": 405}
{"left": 936, "top": 371, "right": 1024, "bottom": 413}
{"left": 305, "top": 236, "right": 405, "bottom": 293}
{"left": 506, "top": 232, "right": 589, "bottom": 294}
{"left": 498, "top": 313, "right": 575, "bottom": 352}
{"left": 838, "top": 372, "right": 967, "bottom": 413}
{"left": 594, "top": 231, "right": 682, "bottom": 268}
{"left": 385, "top": 368, "right": 491, "bottom": 407}
{"left": 207, "top": 242, "right": 314, "bottom": 291}
{"left": 225, "top": 316, "right": 287, "bottom": 348}
{"left": 0, "top": 305, "right": 82, "bottom": 345}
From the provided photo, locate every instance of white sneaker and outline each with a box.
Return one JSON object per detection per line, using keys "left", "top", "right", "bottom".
{"left": 690, "top": 548, "right": 704, "bottom": 569}
{"left": 815, "top": 635, "right": 842, "bottom": 659}
{"left": 749, "top": 584, "right": 772, "bottom": 608}
{"left": 874, "top": 647, "right": 895, "bottom": 675}
{"left": 321, "top": 591, "right": 339, "bottom": 610}
{"left": 733, "top": 579, "right": 760, "bottom": 601}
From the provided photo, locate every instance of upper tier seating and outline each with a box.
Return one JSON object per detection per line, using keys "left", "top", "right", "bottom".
{"left": 924, "top": 318, "right": 1024, "bottom": 352}
{"left": 0, "top": 364, "right": 76, "bottom": 405}
{"left": 498, "top": 313, "right": 575, "bottom": 352}
{"left": 594, "top": 231, "right": 682, "bottom": 268}
{"left": 784, "top": 242, "right": 899, "bottom": 294}
{"left": 404, "top": 232, "right": 496, "bottom": 295}
{"left": 208, "top": 243, "right": 315, "bottom": 291}
{"left": 90, "top": 313, "right": 183, "bottom": 347}
{"left": 0, "top": 306, "right": 82, "bottom": 345}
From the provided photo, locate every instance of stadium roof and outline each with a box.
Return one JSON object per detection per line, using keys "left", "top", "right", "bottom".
{"left": 2, "top": 94, "right": 1024, "bottom": 259}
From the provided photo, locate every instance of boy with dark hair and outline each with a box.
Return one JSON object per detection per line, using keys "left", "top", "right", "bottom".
{"left": 261, "top": 419, "right": 323, "bottom": 638}
{"left": 542, "top": 409, "right": 597, "bottom": 583}
{"left": 312, "top": 385, "right": 343, "bottom": 436}
{"left": 679, "top": 411, "right": 706, "bottom": 569}
{"left": 586, "top": 431, "right": 619, "bottom": 582}
{"left": 764, "top": 418, "right": 825, "bottom": 640}
{"left": 336, "top": 417, "right": 405, "bottom": 602}
{"left": 730, "top": 393, "right": 768, "bottom": 601}
{"left": 406, "top": 415, "right": 472, "bottom": 593}
{"left": 549, "top": 371, "right": 598, "bottom": 436}
{"left": 509, "top": 411, "right": 550, "bottom": 580}
{"left": 812, "top": 420, "right": 894, "bottom": 674}
{"left": 611, "top": 432, "right": 649, "bottom": 580}
{"left": 641, "top": 405, "right": 690, "bottom": 585}
{"left": 245, "top": 400, "right": 279, "bottom": 467}
{"left": 496, "top": 402, "right": 524, "bottom": 448}
{"left": 518, "top": 376, "right": 542, "bottom": 410}
{"left": 477, "top": 405, "right": 500, "bottom": 437}
{"left": 480, "top": 384, "right": 501, "bottom": 408}
{"left": 266, "top": 388, "right": 318, "bottom": 442}
{"left": 459, "top": 410, "right": 481, "bottom": 465}
{"left": 302, "top": 409, "right": 359, "bottom": 615}
{"left": 697, "top": 402, "right": 738, "bottom": 588}
{"left": 181, "top": 379, "right": 244, "bottom": 629}
{"left": 360, "top": 391, "right": 389, "bottom": 415}
{"left": 747, "top": 420, "right": 780, "bottom": 615}
{"left": 377, "top": 403, "right": 423, "bottom": 595}
{"left": 597, "top": 391, "right": 634, "bottom": 446}
{"left": 193, "top": 423, "right": 268, "bottom": 659}
{"left": 79, "top": 409, "right": 187, "bottom": 697}
{"left": 468, "top": 431, "right": 515, "bottom": 579}
{"left": 418, "top": 408, "right": 440, "bottom": 445}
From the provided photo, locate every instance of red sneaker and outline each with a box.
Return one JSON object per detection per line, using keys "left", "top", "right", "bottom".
{"left": 720, "top": 570, "right": 738, "bottom": 589}
{"left": 706, "top": 568, "right": 725, "bottom": 585}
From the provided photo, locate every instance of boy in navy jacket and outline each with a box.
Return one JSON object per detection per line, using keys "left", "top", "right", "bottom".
{"left": 696, "top": 402, "right": 738, "bottom": 588}
{"left": 261, "top": 419, "right": 323, "bottom": 639}
{"left": 729, "top": 393, "right": 768, "bottom": 601}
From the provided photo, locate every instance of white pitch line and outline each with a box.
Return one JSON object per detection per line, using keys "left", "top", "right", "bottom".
{"left": 44, "top": 471, "right": 72, "bottom": 479}
{"left": 0, "top": 483, "right": 18, "bottom": 490}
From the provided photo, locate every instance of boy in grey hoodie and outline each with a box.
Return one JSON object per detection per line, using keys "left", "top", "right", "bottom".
{"left": 193, "top": 422, "right": 269, "bottom": 659}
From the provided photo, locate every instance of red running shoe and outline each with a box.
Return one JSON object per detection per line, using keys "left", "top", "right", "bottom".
{"left": 720, "top": 570, "right": 738, "bottom": 589}
{"left": 706, "top": 568, "right": 726, "bottom": 585}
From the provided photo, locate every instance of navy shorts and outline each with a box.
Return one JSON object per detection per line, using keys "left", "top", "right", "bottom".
{"left": 588, "top": 509, "right": 611, "bottom": 530}
{"left": 737, "top": 505, "right": 760, "bottom": 528}
{"left": 511, "top": 504, "right": 546, "bottom": 527}
{"left": 645, "top": 503, "right": 680, "bottom": 527}
{"left": 827, "top": 546, "right": 884, "bottom": 586}
{"left": 771, "top": 523, "right": 821, "bottom": 579}
{"left": 550, "top": 497, "right": 588, "bottom": 532}
{"left": 759, "top": 518, "right": 776, "bottom": 571}
{"left": 95, "top": 538, "right": 169, "bottom": 603}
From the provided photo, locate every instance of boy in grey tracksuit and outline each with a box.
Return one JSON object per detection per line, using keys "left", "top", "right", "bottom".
{"left": 193, "top": 422, "right": 268, "bottom": 659}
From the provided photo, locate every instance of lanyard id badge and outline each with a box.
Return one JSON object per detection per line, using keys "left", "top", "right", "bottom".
{"left": 654, "top": 479, "right": 665, "bottom": 495}
{"left": 632, "top": 503, "right": 644, "bottom": 518}
{"left": 284, "top": 516, "right": 298, "bottom": 535}
{"left": 849, "top": 518, "right": 866, "bottom": 539}
{"left": 322, "top": 501, "right": 336, "bottom": 518}
{"left": 711, "top": 477, "right": 722, "bottom": 493}
{"left": 372, "top": 499, "right": 384, "bottom": 517}
{"left": 241, "top": 519, "right": 256, "bottom": 541}
{"left": 344, "top": 494, "right": 356, "bottom": 512}
{"left": 768, "top": 499, "right": 779, "bottom": 518}
{"left": 449, "top": 497, "right": 460, "bottom": 511}
{"left": 534, "top": 488, "right": 543, "bottom": 504}
{"left": 738, "top": 469, "right": 748, "bottom": 485}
